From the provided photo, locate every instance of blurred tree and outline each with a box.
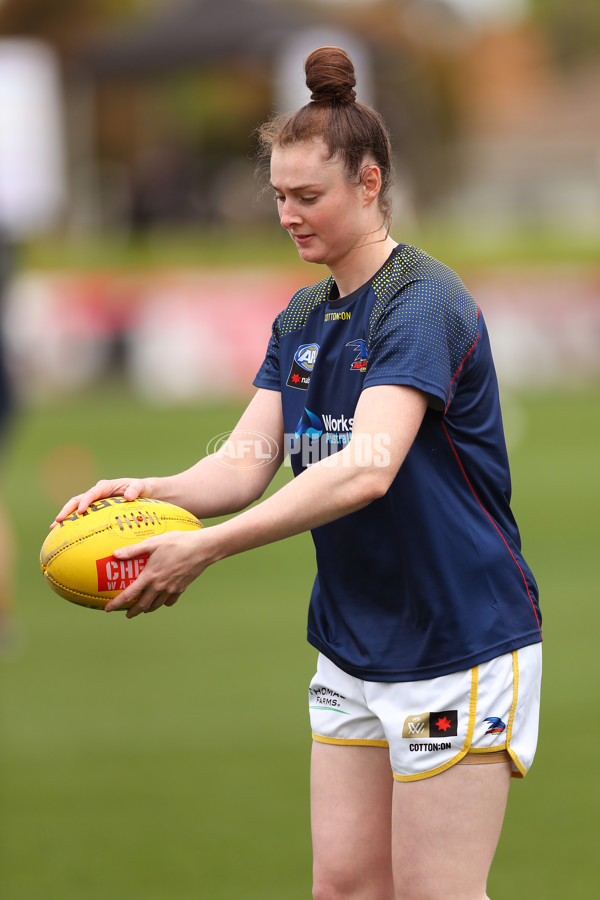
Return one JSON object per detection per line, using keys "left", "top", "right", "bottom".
{"left": 0, "top": 0, "right": 140, "bottom": 57}
{"left": 12, "top": 0, "right": 589, "bottom": 226}
{"left": 320, "top": 0, "right": 467, "bottom": 210}
{"left": 530, "top": 0, "right": 600, "bottom": 65}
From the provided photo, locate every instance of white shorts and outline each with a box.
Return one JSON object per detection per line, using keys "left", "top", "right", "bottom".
{"left": 309, "top": 643, "right": 542, "bottom": 782}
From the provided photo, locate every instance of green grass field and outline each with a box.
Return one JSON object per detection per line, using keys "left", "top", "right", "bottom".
{"left": 1, "top": 384, "right": 598, "bottom": 899}
{"left": 20, "top": 221, "right": 600, "bottom": 272}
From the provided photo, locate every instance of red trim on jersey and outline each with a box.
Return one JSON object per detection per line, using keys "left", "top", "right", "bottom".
{"left": 444, "top": 307, "right": 481, "bottom": 415}
{"left": 441, "top": 421, "right": 542, "bottom": 636}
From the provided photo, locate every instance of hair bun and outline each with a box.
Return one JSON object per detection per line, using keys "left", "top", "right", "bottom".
{"left": 305, "top": 46, "right": 357, "bottom": 105}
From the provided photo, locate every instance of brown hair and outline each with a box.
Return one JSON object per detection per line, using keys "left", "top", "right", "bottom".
{"left": 258, "top": 46, "right": 393, "bottom": 229}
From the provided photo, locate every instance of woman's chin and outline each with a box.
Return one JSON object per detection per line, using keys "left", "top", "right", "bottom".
{"left": 295, "top": 244, "right": 326, "bottom": 265}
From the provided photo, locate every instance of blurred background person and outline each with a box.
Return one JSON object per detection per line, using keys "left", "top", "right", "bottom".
{"left": 0, "top": 36, "right": 67, "bottom": 650}
{"left": 0, "top": 229, "right": 16, "bottom": 649}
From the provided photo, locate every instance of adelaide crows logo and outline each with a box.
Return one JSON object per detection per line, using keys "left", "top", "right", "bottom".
{"left": 484, "top": 717, "right": 506, "bottom": 735}
{"left": 346, "top": 339, "right": 368, "bottom": 373}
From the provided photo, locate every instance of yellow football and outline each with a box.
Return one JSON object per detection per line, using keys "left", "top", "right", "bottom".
{"left": 40, "top": 497, "right": 202, "bottom": 610}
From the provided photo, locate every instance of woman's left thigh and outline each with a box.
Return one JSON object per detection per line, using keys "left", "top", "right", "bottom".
{"left": 392, "top": 761, "right": 511, "bottom": 900}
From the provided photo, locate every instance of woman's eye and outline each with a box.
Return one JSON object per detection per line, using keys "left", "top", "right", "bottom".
{"left": 273, "top": 193, "right": 317, "bottom": 204}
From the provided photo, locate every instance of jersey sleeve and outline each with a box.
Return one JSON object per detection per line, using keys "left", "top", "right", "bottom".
{"left": 253, "top": 315, "right": 281, "bottom": 391}
{"left": 253, "top": 277, "right": 332, "bottom": 393}
{"left": 363, "top": 266, "right": 480, "bottom": 411}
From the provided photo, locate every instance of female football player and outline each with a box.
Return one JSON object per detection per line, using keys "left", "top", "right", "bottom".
{"left": 55, "top": 46, "right": 542, "bottom": 900}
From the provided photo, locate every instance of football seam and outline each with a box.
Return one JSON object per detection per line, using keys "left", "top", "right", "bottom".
{"left": 43, "top": 525, "right": 114, "bottom": 565}
{"left": 42, "top": 516, "right": 201, "bottom": 565}
{"left": 43, "top": 570, "right": 114, "bottom": 602}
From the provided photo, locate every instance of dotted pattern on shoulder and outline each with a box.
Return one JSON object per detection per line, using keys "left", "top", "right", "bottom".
{"left": 368, "top": 245, "right": 480, "bottom": 381}
{"left": 277, "top": 276, "right": 333, "bottom": 337}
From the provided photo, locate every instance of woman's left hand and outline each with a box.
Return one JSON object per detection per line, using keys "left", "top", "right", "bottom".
{"left": 105, "top": 529, "right": 210, "bottom": 619}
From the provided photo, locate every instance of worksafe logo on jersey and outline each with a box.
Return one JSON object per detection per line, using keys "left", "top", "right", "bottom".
{"left": 402, "top": 710, "right": 458, "bottom": 739}
{"left": 285, "top": 407, "right": 390, "bottom": 468}
{"left": 286, "top": 343, "right": 320, "bottom": 390}
{"left": 346, "top": 339, "right": 369, "bottom": 373}
{"left": 294, "top": 408, "right": 324, "bottom": 441}
{"left": 294, "top": 408, "right": 354, "bottom": 448}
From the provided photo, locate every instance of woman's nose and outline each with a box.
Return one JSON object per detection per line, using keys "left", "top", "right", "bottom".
{"left": 279, "top": 199, "right": 301, "bottom": 228}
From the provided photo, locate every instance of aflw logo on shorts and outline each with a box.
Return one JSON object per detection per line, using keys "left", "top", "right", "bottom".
{"left": 96, "top": 555, "right": 149, "bottom": 591}
{"left": 402, "top": 710, "right": 458, "bottom": 738}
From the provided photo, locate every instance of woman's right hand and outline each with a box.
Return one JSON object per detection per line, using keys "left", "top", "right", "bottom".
{"left": 51, "top": 477, "right": 152, "bottom": 528}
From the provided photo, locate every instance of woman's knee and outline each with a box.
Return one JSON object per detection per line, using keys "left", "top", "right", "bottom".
{"left": 312, "top": 866, "right": 395, "bottom": 900}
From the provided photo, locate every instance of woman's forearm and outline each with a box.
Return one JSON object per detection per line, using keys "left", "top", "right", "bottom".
{"left": 145, "top": 451, "right": 282, "bottom": 519}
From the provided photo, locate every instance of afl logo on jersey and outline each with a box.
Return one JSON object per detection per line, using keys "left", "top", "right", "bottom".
{"left": 287, "top": 343, "right": 319, "bottom": 390}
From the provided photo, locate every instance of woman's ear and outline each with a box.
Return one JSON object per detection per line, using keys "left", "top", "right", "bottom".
{"left": 361, "top": 164, "right": 382, "bottom": 206}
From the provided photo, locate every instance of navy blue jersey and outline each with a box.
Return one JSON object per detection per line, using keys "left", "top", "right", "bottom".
{"left": 254, "top": 245, "right": 541, "bottom": 681}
